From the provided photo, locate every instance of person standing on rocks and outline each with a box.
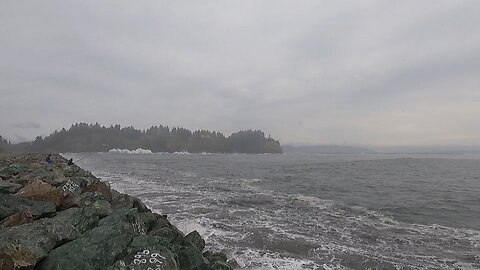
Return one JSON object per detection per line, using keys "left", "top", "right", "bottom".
{"left": 46, "top": 154, "right": 53, "bottom": 164}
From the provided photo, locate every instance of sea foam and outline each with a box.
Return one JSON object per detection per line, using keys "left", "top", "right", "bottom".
{"left": 108, "top": 148, "right": 153, "bottom": 154}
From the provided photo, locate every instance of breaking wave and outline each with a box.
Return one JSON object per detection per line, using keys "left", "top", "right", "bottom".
{"left": 108, "top": 148, "right": 153, "bottom": 154}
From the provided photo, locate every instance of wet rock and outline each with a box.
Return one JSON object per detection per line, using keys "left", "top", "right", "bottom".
{"left": 203, "top": 251, "right": 227, "bottom": 263}
{"left": 133, "top": 196, "right": 150, "bottom": 213}
{"left": 211, "top": 261, "right": 232, "bottom": 270}
{"left": 185, "top": 230, "right": 206, "bottom": 252}
{"left": 148, "top": 220, "right": 185, "bottom": 246}
{"left": 137, "top": 212, "right": 163, "bottom": 233}
{"left": 227, "top": 258, "right": 240, "bottom": 269}
{"left": 203, "top": 251, "right": 233, "bottom": 270}
{"left": 0, "top": 193, "right": 56, "bottom": 220}
{"left": 0, "top": 209, "right": 33, "bottom": 229}
{"left": 177, "top": 242, "right": 209, "bottom": 270}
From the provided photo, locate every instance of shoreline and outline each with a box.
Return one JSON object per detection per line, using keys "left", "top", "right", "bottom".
{"left": 0, "top": 153, "right": 236, "bottom": 270}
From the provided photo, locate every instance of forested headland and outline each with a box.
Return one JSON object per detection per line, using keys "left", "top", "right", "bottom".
{"left": 0, "top": 123, "right": 283, "bottom": 154}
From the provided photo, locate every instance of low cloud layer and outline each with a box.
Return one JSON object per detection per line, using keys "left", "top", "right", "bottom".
{"left": 1, "top": 1, "right": 479, "bottom": 145}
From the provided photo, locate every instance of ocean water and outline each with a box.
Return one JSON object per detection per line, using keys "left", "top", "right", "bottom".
{"left": 68, "top": 152, "right": 480, "bottom": 270}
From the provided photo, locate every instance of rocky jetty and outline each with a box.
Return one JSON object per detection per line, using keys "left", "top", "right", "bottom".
{"left": 0, "top": 153, "right": 235, "bottom": 270}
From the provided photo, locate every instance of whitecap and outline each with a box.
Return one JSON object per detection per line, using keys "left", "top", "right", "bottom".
{"left": 108, "top": 148, "right": 153, "bottom": 154}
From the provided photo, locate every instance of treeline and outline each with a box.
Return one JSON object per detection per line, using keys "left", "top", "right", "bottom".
{"left": 7, "top": 123, "right": 283, "bottom": 154}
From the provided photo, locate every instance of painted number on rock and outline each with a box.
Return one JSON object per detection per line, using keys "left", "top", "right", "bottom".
{"left": 132, "top": 250, "right": 166, "bottom": 270}
{"left": 131, "top": 219, "right": 146, "bottom": 235}
{"left": 62, "top": 180, "right": 80, "bottom": 194}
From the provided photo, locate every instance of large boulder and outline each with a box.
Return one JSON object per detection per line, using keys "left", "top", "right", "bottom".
{"left": 35, "top": 208, "right": 148, "bottom": 270}
{"left": 83, "top": 181, "right": 113, "bottom": 201}
{"left": 0, "top": 207, "right": 99, "bottom": 269}
{"left": 15, "top": 180, "right": 64, "bottom": 207}
{"left": 203, "top": 251, "right": 233, "bottom": 270}
{"left": 0, "top": 193, "right": 56, "bottom": 220}
{"left": 148, "top": 218, "right": 185, "bottom": 246}
{"left": 79, "top": 192, "right": 113, "bottom": 217}
{"left": 176, "top": 242, "right": 210, "bottom": 270}
{"left": 59, "top": 177, "right": 88, "bottom": 195}
{"left": 58, "top": 192, "right": 81, "bottom": 210}
{"left": 185, "top": 230, "right": 206, "bottom": 252}
{"left": 0, "top": 209, "right": 33, "bottom": 229}
{"left": 117, "top": 235, "right": 179, "bottom": 270}
{"left": 0, "top": 181, "right": 22, "bottom": 194}
{"left": 110, "top": 190, "right": 150, "bottom": 212}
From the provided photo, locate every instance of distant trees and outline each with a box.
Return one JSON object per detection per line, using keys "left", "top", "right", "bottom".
{"left": 21, "top": 123, "right": 283, "bottom": 154}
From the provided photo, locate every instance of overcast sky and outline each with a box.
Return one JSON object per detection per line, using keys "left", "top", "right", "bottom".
{"left": 1, "top": 1, "right": 479, "bottom": 146}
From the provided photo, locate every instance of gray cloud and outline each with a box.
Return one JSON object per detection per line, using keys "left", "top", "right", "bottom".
{"left": 1, "top": 0, "right": 479, "bottom": 145}
{"left": 11, "top": 122, "right": 41, "bottom": 129}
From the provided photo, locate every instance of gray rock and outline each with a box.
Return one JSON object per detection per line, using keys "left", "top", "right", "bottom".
{"left": 110, "top": 191, "right": 151, "bottom": 213}
{"left": 138, "top": 212, "right": 163, "bottom": 232}
{"left": 91, "top": 200, "right": 113, "bottom": 218}
{"left": 0, "top": 207, "right": 99, "bottom": 268}
{"left": 106, "top": 260, "right": 129, "bottom": 270}
{"left": 203, "top": 251, "right": 227, "bottom": 263}
{"left": 80, "top": 191, "right": 109, "bottom": 203}
{"left": 148, "top": 222, "right": 185, "bottom": 246}
{"left": 58, "top": 192, "right": 81, "bottom": 210}
{"left": 185, "top": 230, "right": 206, "bottom": 252}
{"left": 0, "top": 181, "right": 22, "bottom": 194}
{"left": 227, "top": 259, "right": 240, "bottom": 269}
{"left": 36, "top": 209, "right": 148, "bottom": 270}
{"left": 59, "top": 177, "right": 88, "bottom": 195}
{"left": 0, "top": 164, "right": 29, "bottom": 180}
{"left": 177, "top": 242, "right": 210, "bottom": 270}
{"left": 0, "top": 193, "right": 56, "bottom": 220}
{"left": 211, "top": 261, "right": 233, "bottom": 270}
{"left": 204, "top": 251, "right": 234, "bottom": 270}
{"left": 122, "top": 236, "right": 179, "bottom": 269}
{"left": 77, "top": 190, "right": 112, "bottom": 216}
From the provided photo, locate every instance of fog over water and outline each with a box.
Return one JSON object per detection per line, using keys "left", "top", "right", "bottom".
{"left": 1, "top": 1, "right": 480, "bottom": 147}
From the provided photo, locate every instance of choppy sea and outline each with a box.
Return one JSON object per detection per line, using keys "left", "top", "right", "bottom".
{"left": 67, "top": 152, "right": 480, "bottom": 270}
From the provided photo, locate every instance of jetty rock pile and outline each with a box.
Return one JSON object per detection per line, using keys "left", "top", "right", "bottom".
{"left": 0, "top": 153, "right": 236, "bottom": 270}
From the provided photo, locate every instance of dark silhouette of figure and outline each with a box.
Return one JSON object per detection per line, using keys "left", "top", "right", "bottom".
{"left": 67, "top": 158, "right": 73, "bottom": 166}
{"left": 46, "top": 154, "right": 53, "bottom": 164}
